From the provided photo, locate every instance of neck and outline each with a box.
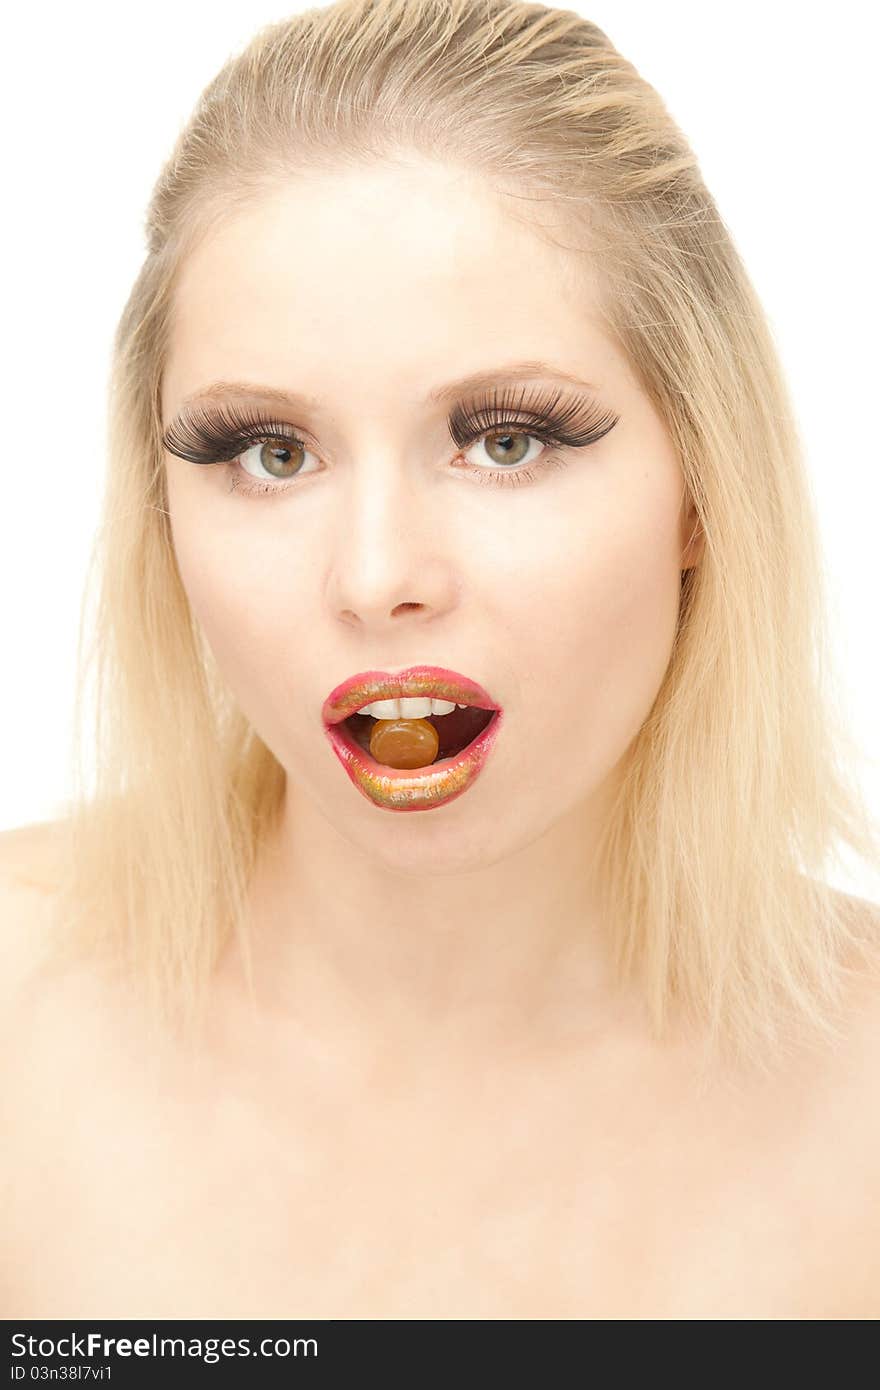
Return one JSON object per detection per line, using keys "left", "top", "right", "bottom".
{"left": 218, "top": 772, "right": 634, "bottom": 1069}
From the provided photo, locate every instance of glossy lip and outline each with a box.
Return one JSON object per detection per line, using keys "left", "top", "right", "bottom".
{"left": 321, "top": 665, "right": 504, "bottom": 814}
{"left": 322, "top": 665, "right": 501, "bottom": 726}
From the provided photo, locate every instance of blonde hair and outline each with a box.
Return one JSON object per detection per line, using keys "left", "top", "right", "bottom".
{"left": 48, "top": 0, "right": 880, "bottom": 1075}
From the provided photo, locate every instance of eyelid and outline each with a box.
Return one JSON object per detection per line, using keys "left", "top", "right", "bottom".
{"left": 162, "top": 403, "right": 302, "bottom": 463}
{"left": 162, "top": 384, "right": 618, "bottom": 465}
{"left": 448, "top": 384, "right": 616, "bottom": 451}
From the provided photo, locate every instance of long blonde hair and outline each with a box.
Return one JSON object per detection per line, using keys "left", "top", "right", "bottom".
{"left": 49, "top": 0, "right": 880, "bottom": 1075}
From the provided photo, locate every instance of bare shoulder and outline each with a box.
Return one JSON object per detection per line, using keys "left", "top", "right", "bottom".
{"left": 0, "top": 819, "right": 77, "bottom": 1206}
{"left": 832, "top": 883, "right": 880, "bottom": 943}
{"left": 792, "top": 886, "right": 880, "bottom": 1315}
{"left": 803, "top": 886, "right": 880, "bottom": 1085}
{"left": 832, "top": 886, "right": 880, "bottom": 1037}
{"left": 0, "top": 817, "right": 72, "bottom": 1017}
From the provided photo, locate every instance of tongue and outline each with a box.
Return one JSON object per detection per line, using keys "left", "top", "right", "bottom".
{"left": 428, "top": 705, "right": 493, "bottom": 758}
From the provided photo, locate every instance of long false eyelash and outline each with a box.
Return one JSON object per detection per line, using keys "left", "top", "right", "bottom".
{"left": 448, "top": 384, "right": 619, "bottom": 451}
{"left": 161, "top": 403, "right": 299, "bottom": 464}
{"left": 160, "top": 385, "right": 621, "bottom": 476}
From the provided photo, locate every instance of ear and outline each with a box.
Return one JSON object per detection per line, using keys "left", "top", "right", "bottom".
{"left": 680, "top": 497, "right": 705, "bottom": 571}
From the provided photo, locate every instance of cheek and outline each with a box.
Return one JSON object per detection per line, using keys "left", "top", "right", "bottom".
{"left": 577, "top": 546, "right": 681, "bottom": 746}
{"left": 167, "top": 498, "right": 313, "bottom": 720}
{"left": 494, "top": 491, "right": 682, "bottom": 774}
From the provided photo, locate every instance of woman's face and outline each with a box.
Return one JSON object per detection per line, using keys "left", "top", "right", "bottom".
{"left": 161, "top": 157, "right": 701, "bottom": 869}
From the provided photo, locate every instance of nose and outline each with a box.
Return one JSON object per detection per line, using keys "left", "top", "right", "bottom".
{"left": 324, "top": 445, "right": 460, "bottom": 634}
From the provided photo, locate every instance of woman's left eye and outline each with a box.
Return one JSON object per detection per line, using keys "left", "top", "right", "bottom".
{"left": 459, "top": 427, "right": 547, "bottom": 471}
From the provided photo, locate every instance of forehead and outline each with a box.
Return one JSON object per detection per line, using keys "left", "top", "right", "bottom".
{"left": 163, "top": 160, "right": 624, "bottom": 415}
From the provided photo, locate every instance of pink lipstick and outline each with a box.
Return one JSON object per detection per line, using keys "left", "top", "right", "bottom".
{"left": 322, "top": 665, "right": 504, "bottom": 812}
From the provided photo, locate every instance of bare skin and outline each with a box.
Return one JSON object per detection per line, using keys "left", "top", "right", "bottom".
{"left": 4, "top": 158, "right": 879, "bottom": 1319}
{"left": 2, "top": 822, "right": 880, "bottom": 1319}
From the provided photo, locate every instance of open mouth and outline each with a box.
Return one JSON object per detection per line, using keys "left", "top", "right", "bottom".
{"left": 342, "top": 704, "right": 496, "bottom": 767}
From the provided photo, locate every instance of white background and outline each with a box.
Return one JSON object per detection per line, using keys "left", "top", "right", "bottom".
{"left": 2, "top": 1, "right": 877, "bottom": 897}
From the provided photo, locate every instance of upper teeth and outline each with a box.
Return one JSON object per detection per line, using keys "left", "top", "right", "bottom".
{"left": 355, "top": 697, "right": 470, "bottom": 719}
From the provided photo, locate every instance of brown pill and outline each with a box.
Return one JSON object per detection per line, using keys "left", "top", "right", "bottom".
{"left": 369, "top": 717, "right": 440, "bottom": 769}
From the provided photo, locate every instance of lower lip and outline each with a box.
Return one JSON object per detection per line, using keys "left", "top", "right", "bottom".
{"left": 323, "top": 710, "right": 504, "bottom": 812}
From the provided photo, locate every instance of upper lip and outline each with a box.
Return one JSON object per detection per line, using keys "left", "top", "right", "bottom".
{"left": 322, "top": 665, "right": 501, "bottom": 726}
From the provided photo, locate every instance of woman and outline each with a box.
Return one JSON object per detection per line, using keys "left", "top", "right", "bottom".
{"left": 3, "top": 0, "right": 880, "bottom": 1319}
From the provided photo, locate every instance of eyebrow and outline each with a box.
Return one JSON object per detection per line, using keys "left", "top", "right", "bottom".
{"left": 176, "top": 361, "right": 599, "bottom": 415}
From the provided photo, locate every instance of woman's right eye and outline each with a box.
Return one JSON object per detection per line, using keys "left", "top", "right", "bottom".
{"left": 237, "top": 436, "right": 319, "bottom": 484}
{"left": 161, "top": 408, "right": 323, "bottom": 496}
{"left": 162, "top": 408, "right": 308, "bottom": 471}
